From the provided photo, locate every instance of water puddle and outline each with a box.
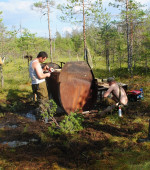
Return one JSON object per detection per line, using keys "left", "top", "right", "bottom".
{"left": 2, "top": 138, "right": 38, "bottom": 148}
{"left": 0, "top": 124, "right": 18, "bottom": 129}
{"left": 7, "top": 125, "right": 18, "bottom": 129}
{"left": 25, "top": 111, "right": 36, "bottom": 121}
{"left": 0, "top": 125, "right": 5, "bottom": 128}
{"left": 25, "top": 111, "right": 49, "bottom": 124}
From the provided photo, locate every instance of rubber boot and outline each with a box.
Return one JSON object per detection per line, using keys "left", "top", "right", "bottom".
{"left": 99, "top": 105, "right": 116, "bottom": 117}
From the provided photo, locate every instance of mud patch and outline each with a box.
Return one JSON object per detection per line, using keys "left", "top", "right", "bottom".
{"left": 2, "top": 138, "right": 38, "bottom": 148}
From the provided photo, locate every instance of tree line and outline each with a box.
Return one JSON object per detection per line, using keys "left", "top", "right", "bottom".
{"left": 0, "top": 0, "right": 150, "bottom": 77}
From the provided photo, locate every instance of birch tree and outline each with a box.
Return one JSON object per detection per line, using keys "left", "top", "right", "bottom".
{"left": 109, "top": 0, "right": 145, "bottom": 74}
{"left": 0, "top": 12, "right": 5, "bottom": 88}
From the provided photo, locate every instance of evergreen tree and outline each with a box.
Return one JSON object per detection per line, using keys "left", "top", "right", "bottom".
{"left": 58, "top": 0, "right": 103, "bottom": 60}
{"left": 32, "top": 0, "right": 55, "bottom": 62}
{"left": 109, "top": 0, "right": 146, "bottom": 74}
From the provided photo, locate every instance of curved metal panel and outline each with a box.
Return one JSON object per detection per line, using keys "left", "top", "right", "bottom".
{"left": 59, "top": 61, "right": 97, "bottom": 114}
{"left": 46, "top": 61, "right": 97, "bottom": 114}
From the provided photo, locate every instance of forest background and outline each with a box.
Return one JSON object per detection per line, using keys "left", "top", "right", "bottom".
{"left": 0, "top": 0, "right": 150, "bottom": 75}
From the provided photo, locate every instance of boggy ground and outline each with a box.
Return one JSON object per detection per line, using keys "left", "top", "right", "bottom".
{"left": 0, "top": 99, "right": 150, "bottom": 170}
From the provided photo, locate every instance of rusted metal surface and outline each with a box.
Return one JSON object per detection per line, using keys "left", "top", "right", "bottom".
{"left": 46, "top": 61, "right": 97, "bottom": 114}
{"left": 46, "top": 71, "right": 61, "bottom": 107}
{"left": 42, "top": 62, "right": 61, "bottom": 69}
{"left": 44, "top": 63, "right": 61, "bottom": 106}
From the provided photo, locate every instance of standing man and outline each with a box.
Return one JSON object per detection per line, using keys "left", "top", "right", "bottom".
{"left": 29, "top": 51, "right": 50, "bottom": 108}
{"left": 99, "top": 77, "right": 128, "bottom": 116}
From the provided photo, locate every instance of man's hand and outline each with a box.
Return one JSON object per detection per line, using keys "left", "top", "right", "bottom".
{"left": 43, "top": 65, "right": 49, "bottom": 71}
{"left": 46, "top": 72, "right": 51, "bottom": 77}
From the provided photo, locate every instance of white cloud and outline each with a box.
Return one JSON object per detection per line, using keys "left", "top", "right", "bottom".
{"left": 137, "top": 0, "right": 149, "bottom": 3}
{"left": 62, "top": 24, "right": 82, "bottom": 34}
{"left": 62, "top": 26, "right": 73, "bottom": 34}
{"left": 0, "top": 0, "right": 36, "bottom": 14}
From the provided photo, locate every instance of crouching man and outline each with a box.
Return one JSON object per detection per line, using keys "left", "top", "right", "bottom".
{"left": 99, "top": 77, "right": 128, "bottom": 117}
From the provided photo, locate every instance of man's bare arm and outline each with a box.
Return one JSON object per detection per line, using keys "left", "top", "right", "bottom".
{"left": 33, "top": 62, "right": 50, "bottom": 79}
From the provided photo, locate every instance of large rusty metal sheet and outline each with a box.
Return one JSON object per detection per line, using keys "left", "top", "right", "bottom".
{"left": 46, "top": 61, "right": 97, "bottom": 114}
{"left": 59, "top": 61, "right": 97, "bottom": 114}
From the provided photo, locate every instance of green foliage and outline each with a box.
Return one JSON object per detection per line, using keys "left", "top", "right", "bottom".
{"left": 48, "top": 112, "right": 84, "bottom": 136}
{"left": 33, "top": 0, "right": 55, "bottom": 11}
{"left": 0, "top": 0, "right": 149, "bottom": 74}
{"left": 48, "top": 123, "right": 60, "bottom": 136}
{"left": 23, "top": 124, "right": 29, "bottom": 133}
{"left": 129, "top": 161, "right": 150, "bottom": 170}
{"left": 58, "top": 0, "right": 104, "bottom": 24}
{"left": 0, "top": 113, "right": 5, "bottom": 117}
{"left": 107, "top": 112, "right": 126, "bottom": 126}
{"left": 40, "top": 99, "right": 57, "bottom": 121}
{"left": 71, "top": 30, "right": 83, "bottom": 52}
{"left": 40, "top": 132, "right": 48, "bottom": 143}
{"left": 8, "top": 101, "right": 24, "bottom": 112}
{"left": 0, "top": 11, "right": 3, "bottom": 23}
{"left": 33, "top": 2, "right": 44, "bottom": 8}
{"left": 59, "top": 112, "right": 84, "bottom": 134}
{"left": 17, "top": 29, "right": 37, "bottom": 55}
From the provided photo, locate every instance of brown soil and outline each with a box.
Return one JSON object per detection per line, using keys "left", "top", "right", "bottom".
{"left": 0, "top": 100, "right": 150, "bottom": 169}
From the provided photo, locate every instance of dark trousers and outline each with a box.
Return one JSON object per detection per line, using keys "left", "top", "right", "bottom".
{"left": 32, "top": 81, "right": 49, "bottom": 106}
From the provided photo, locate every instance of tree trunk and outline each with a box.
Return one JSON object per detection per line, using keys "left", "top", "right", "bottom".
{"left": 83, "top": 0, "right": 87, "bottom": 59}
{"left": 47, "top": 0, "right": 53, "bottom": 62}
{"left": 112, "top": 38, "right": 115, "bottom": 64}
{"left": 145, "top": 55, "right": 148, "bottom": 75}
{"left": 105, "top": 40, "right": 110, "bottom": 72}
{"left": 119, "top": 55, "right": 122, "bottom": 69}
{"left": 53, "top": 38, "right": 55, "bottom": 58}
{"left": 126, "top": 0, "right": 131, "bottom": 73}
{"left": 130, "top": 9, "right": 133, "bottom": 70}
{"left": 0, "top": 65, "right": 4, "bottom": 88}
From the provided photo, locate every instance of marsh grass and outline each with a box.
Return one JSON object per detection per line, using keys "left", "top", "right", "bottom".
{"left": 93, "top": 144, "right": 150, "bottom": 169}
{"left": 4, "top": 59, "right": 30, "bottom": 85}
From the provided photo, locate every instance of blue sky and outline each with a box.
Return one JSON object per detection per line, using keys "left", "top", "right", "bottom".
{"left": 0, "top": 0, "right": 149, "bottom": 38}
